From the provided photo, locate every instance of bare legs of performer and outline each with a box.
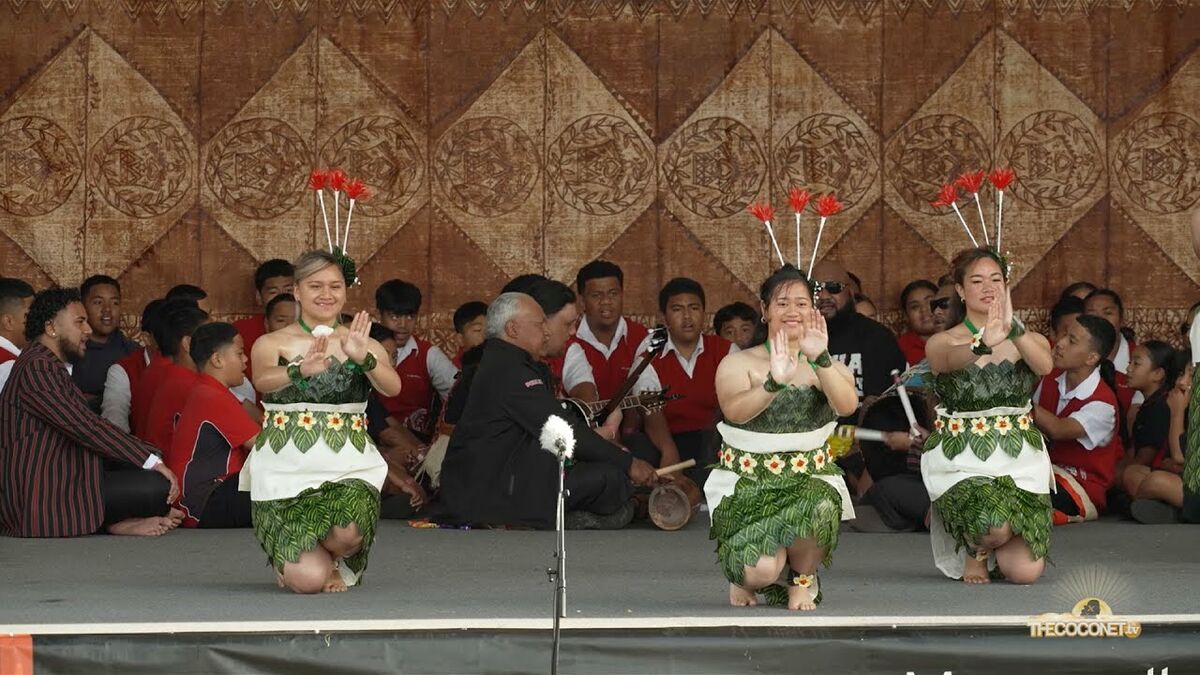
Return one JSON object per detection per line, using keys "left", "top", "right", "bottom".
{"left": 961, "top": 523, "right": 1044, "bottom": 585}
{"left": 729, "top": 536, "right": 826, "bottom": 611}
{"left": 277, "top": 523, "right": 364, "bottom": 594}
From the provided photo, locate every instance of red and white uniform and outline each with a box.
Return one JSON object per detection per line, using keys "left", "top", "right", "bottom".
{"left": 0, "top": 335, "right": 20, "bottom": 394}
{"left": 379, "top": 336, "right": 458, "bottom": 431}
{"left": 635, "top": 334, "right": 736, "bottom": 434}
{"left": 562, "top": 316, "right": 649, "bottom": 401}
{"left": 1036, "top": 369, "right": 1122, "bottom": 518}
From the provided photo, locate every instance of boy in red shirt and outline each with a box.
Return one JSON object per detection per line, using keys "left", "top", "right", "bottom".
{"left": 233, "top": 259, "right": 294, "bottom": 385}
{"left": 142, "top": 303, "right": 209, "bottom": 453}
{"left": 168, "top": 322, "right": 259, "bottom": 527}
{"left": 1034, "top": 315, "right": 1123, "bottom": 525}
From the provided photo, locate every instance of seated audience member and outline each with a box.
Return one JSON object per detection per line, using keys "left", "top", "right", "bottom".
{"left": 168, "top": 322, "right": 260, "bottom": 528}
{"left": 563, "top": 260, "right": 649, "bottom": 402}
{"left": 233, "top": 259, "right": 295, "bottom": 384}
{"left": 811, "top": 260, "right": 906, "bottom": 407}
{"left": 0, "top": 277, "right": 35, "bottom": 393}
{"left": 0, "top": 288, "right": 180, "bottom": 537}
{"left": 1061, "top": 281, "right": 1098, "bottom": 302}
{"left": 854, "top": 394, "right": 933, "bottom": 533}
{"left": 375, "top": 279, "right": 458, "bottom": 438}
{"left": 265, "top": 293, "right": 296, "bottom": 332}
{"left": 854, "top": 294, "right": 878, "bottom": 321}
{"left": 102, "top": 299, "right": 167, "bottom": 433}
{"left": 896, "top": 280, "right": 938, "bottom": 366}
{"left": 1084, "top": 289, "right": 1133, "bottom": 374}
{"left": 1084, "top": 288, "right": 1141, "bottom": 426}
{"left": 365, "top": 323, "right": 430, "bottom": 520}
{"left": 1125, "top": 354, "right": 1193, "bottom": 523}
{"left": 73, "top": 275, "right": 138, "bottom": 409}
{"left": 635, "top": 278, "right": 734, "bottom": 482}
{"left": 1118, "top": 342, "right": 1181, "bottom": 508}
{"left": 166, "top": 283, "right": 212, "bottom": 313}
{"left": 1048, "top": 296, "right": 1085, "bottom": 346}
{"left": 930, "top": 275, "right": 959, "bottom": 333}
{"left": 714, "top": 301, "right": 759, "bottom": 350}
{"left": 451, "top": 301, "right": 488, "bottom": 368}
{"left": 131, "top": 299, "right": 198, "bottom": 435}
{"left": 142, "top": 303, "right": 209, "bottom": 453}
{"left": 1034, "top": 315, "right": 1123, "bottom": 524}
{"left": 438, "top": 293, "right": 656, "bottom": 530}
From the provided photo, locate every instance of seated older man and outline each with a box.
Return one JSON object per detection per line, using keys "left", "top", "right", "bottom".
{"left": 437, "top": 292, "right": 656, "bottom": 530}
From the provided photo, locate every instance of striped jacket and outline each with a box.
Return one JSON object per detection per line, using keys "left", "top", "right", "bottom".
{"left": 0, "top": 342, "right": 156, "bottom": 537}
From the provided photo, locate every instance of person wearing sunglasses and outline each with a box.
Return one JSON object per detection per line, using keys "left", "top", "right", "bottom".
{"left": 810, "top": 261, "right": 906, "bottom": 410}
{"left": 930, "top": 275, "right": 959, "bottom": 334}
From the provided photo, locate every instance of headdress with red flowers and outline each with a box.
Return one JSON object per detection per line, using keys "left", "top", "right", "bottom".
{"left": 309, "top": 168, "right": 370, "bottom": 285}
{"left": 929, "top": 168, "right": 1017, "bottom": 278}
{"left": 746, "top": 188, "right": 844, "bottom": 277}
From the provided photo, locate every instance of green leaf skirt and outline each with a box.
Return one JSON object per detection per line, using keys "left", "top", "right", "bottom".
{"left": 933, "top": 474, "right": 1051, "bottom": 561}
{"left": 251, "top": 478, "right": 381, "bottom": 582}
{"left": 709, "top": 473, "right": 841, "bottom": 588}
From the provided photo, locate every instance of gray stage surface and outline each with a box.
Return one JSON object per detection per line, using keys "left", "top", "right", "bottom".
{"left": 2, "top": 517, "right": 1195, "bottom": 628}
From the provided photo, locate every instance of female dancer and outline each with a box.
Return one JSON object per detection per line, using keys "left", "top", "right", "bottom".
{"left": 240, "top": 250, "right": 401, "bottom": 593}
{"left": 921, "top": 248, "right": 1054, "bottom": 584}
{"left": 706, "top": 265, "right": 858, "bottom": 610}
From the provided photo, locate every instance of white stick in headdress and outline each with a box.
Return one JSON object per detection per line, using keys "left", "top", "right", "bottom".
{"left": 329, "top": 169, "right": 347, "bottom": 250}
{"left": 955, "top": 170, "right": 989, "bottom": 246}
{"left": 748, "top": 203, "right": 786, "bottom": 267}
{"left": 342, "top": 179, "right": 369, "bottom": 255}
{"left": 988, "top": 168, "right": 1016, "bottom": 252}
{"left": 807, "top": 194, "right": 844, "bottom": 278}
{"left": 932, "top": 184, "right": 978, "bottom": 248}
{"left": 788, "top": 188, "right": 811, "bottom": 268}
{"left": 309, "top": 170, "right": 333, "bottom": 251}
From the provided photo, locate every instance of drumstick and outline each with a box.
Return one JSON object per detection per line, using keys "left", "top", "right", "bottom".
{"left": 656, "top": 459, "right": 697, "bottom": 477}
{"left": 892, "top": 369, "right": 920, "bottom": 434}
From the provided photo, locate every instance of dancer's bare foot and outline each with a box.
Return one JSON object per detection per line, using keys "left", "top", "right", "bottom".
{"left": 276, "top": 571, "right": 285, "bottom": 589}
{"left": 786, "top": 584, "right": 818, "bottom": 611}
{"left": 729, "top": 583, "right": 757, "bottom": 606}
{"left": 166, "top": 508, "right": 184, "bottom": 528}
{"left": 962, "top": 552, "right": 991, "bottom": 584}
{"left": 106, "top": 516, "right": 174, "bottom": 537}
{"left": 323, "top": 565, "right": 347, "bottom": 593}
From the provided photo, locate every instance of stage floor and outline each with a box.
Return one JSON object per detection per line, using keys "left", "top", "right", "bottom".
{"left": 2, "top": 516, "right": 1196, "bottom": 631}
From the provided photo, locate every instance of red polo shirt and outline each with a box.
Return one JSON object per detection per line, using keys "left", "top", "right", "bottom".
{"left": 143, "top": 362, "right": 201, "bottom": 454}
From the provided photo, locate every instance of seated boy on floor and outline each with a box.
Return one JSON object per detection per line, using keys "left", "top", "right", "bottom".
{"left": 166, "top": 322, "right": 260, "bottom": 528}
{"left": 451, "top": 301, "right": 488, "bottom": 368}
{"left": 1034, "top": 315, "right": 1123, "bottom": 525}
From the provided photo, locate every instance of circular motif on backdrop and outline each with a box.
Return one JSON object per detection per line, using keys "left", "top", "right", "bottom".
{"left": 1111, "top": 112, "right": 1200, "bottom": 214}
{"left": 0, "top": 116, "right": 82, "bottom": 217}
{"left": 663, "top": 117, "right": 766, "bottom": 218}
{"left": 547, "top": 114, "right": 652, "bottom": 216}
{"left": 998, "top": 110, "right": 1102, "bottom": 211}
{"left": 774, "top": 113, "right": 877, "bottom": 206}
{"left": 433, "top": 116, "right": 539, "bottom": 217}
{"left": 885, "top": 114, "right": 990, "bottom": 216}
{"left": 90, "top": 116, "right": 192, "bottom": 218}
{"left": 204, "top": 117, "right": 310, "bottom": 220}
{"left": 320, "top": 116, "right": 425, "bottom": 218}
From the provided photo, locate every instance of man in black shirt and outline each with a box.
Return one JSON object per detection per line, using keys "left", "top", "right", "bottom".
{"left": 438, "top": 292, "right": 656, "bottom": 529}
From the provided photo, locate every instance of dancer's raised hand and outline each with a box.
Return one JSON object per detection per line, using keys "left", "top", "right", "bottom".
{"left": 769, "top": 328, "right": 798, "bottom": 384}
{"left": 983, "top": 289, "right": 1010, "bottom": 347}
{"left": 341, "top": 310, "right": 372, "bottom": 364}
{"left": 300, "top": 335, "right": 330, "bottom": 377}
{"left": 797, "top": 309, "right": 829, "bottom": 361}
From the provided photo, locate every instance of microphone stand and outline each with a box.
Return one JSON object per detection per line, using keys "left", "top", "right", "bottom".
{"left": 548, "top": 448, "right": 567, "bottom": 674}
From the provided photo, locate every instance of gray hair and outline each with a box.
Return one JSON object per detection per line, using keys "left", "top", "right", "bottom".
{"left": 487, "top": 292, "right": 529, "bottom": 338}
{"left": 293, "top": 250, "right": 339, "bottom": 282}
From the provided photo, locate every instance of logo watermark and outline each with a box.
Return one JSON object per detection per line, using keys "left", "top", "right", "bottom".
{"left": 1027, "top": 566, "right": 1142, "bottom": 639}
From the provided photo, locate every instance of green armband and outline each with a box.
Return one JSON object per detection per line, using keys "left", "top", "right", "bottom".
{"left": 763, "top": 373, "right": 787, "bottom": 393}
{"left": 346, "top": 352, "right": 378, "bottom": 374}
{"left": 808, "top": 351, "right": 833, "bottom": 369}
{"left": 1007, "top": 318, "right": 1027, "bottom": 341}
{"left": 287, "top": 362, "right": 309, "bottom": 390}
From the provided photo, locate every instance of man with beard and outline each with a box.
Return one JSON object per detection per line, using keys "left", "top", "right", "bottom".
{"left": 635, "top": 278, "right": 734, "bottom": 483}
{"left": 72, "top": 275, "right": 139, "bottom": 410}
{"left": 438, "top": 292, "right": 656, "bottom": 529}
{"left": 931, "top": 275, "right": 959, "bottom": 334}
{"left": 810, "top": 261, "right": 906, "bottom": 406}
{"left": 0, "top": 288, "right": 180, "bottom": 537}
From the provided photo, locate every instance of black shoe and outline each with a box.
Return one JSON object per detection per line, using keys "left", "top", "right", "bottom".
{"left": 565, "top": 500, "right": 636, "bottom": 530}
{"left": 1130, "top": 499, "right": 1182, "bottom": 525}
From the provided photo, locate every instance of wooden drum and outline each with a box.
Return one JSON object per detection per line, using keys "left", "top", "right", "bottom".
{"left": 648, "top": 474, "right": 702, "bottom": 531}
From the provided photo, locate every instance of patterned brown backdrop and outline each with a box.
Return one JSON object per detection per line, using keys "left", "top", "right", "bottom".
{"left": 1, "top": 0, "right": 1199, "bottom": 350}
